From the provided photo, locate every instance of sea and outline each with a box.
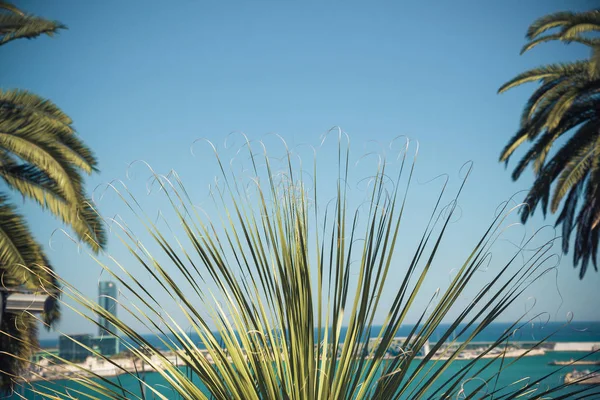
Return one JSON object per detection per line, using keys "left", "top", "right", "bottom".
{"left": 12, "top": 322, "right": 600, "bottom": 399}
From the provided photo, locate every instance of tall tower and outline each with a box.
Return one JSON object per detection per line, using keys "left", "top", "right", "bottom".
{"left": 98, "top": 281, "right": 117, "bottom": 336}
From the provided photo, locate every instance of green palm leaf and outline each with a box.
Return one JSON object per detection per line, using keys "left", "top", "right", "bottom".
{"left": 521, "top": 34, "right": 600, "bottom": 54}
{"left": 551, "top": 139, "right": 595, "bottom": 212}
{"left": 0, "top": 90, "right": 97, "bottom": 173}
{"left": 513, "top": 105, "right": 596, "bottom": 178}
{"left": 526, "top": 11, "right": 576, "bottom": 39}
{"left": 0, "top": 13, "right": 65, "bottom": 46}
{"left": 0, "top": 1, "right": 23, "bottom": 15}
{"left": 498, "top": 62, "right": 588, "bottom": 94}
{"left": 526, "top": 10, "right": 600, "bottom": 40}
{"left": 0, "top": 128, "right": 82, "bottom": 203}
{"left": 0, "top": 193, "right": 48, "bottom": 283}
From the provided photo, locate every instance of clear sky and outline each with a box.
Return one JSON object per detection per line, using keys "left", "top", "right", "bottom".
{"left": 4, "top": 1, "right": 599, "bottom": 339}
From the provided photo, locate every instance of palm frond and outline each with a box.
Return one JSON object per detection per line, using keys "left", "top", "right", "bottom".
{"left": 0, "top": 118, "right": 83, "bottom": 204}
{"left": 0, "top": 165, "right": 104, "bottom": 251}
{"left": 526, "top": 77, "right": 592, "bottom": 130}
{"left": 521, "top": 34, "right": 600, "bottom": 54}
{"left": 0, "top": 13, "right": 65, "bottom": 46}
{"left": 562, "top": 21, "right": 600, "bottom": 40}
{"left": 0, "top": 90, "right": 72, "bottom": 127}
{"left": 0, "top": 163, "right": 66, "bottom": 202}
{"left": 511, "top": 107, "right": 596, "bottom": 179}
{"left": 0, "top": 1, "right": 22, "bottom": 15}
{"left": 0, "top": 193, "right": 48, "bottom": 284}
{"left": 543, "top": 86, "right": 583, "bottom": 131}
{"left": 526, "top": 10, "right": 600, "bottom": 40}
{"left": 555, "top": 180, "right": 584, "bottom": 254}
{"left": 498, "top": 61, "right": 588, "bottom": 94}
{"left": 0, "top": 94, "right": 105, "bottom": 250}
{"left": 500, "top": 106, "right": 552, "bottom": 164}
{"left": 551, "top": 138, "right": 595, "bottom": 212}
{"left": 571, "top": 145, "right": 600, "bottom": 277}
{"left": 526, "top": 11, "right": 577, "bottom": 39}
{"left": 0, "top": 89, "right": 97, "bottom": 173}
{"left": 590, "top": 45, "right": 600, "bottom": 79}
{"left": 519, "top": 119, "right": 598, "bottom": 222}
{"left": 518, "top": 78, "right": 568, "bottom": 126}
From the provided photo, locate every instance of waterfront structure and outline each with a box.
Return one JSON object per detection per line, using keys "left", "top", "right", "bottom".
{"left": 92, "top": 335, "right": 119, "bottom": 357}
{"left": 59, "top": 334, "right": 93, "bottom": 362}
{"left": 57, "top": 282, "right": 120, "bottom": 361}
{"left": 31, "top": 348, "right": 59, "bottom": 363}
{"left": 368, "top": 337, "right": 431, "bottom": 357}
{"left": 97, "top": 281, "right": 119, "bottom": 355}
{"left": 58, "top": 335, "right": 119, "bottom": 360}
{"left": 98, "top": 281, "right": 117, "bottom": 335}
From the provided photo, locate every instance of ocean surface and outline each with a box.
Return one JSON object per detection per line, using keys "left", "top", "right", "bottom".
{"left": 17, "top": 322, "right": 600, "bottom": 399}
{"left": 38, "top": 321, "right": 600, "bottom": 350}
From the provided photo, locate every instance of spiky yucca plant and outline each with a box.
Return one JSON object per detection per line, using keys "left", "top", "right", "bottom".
{"left": 12, "top": 134, "right": 600, "bottom": 399}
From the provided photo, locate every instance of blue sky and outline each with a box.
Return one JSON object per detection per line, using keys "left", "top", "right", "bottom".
{"left": 4, "top": 1, "right": 599, "bottom": 339}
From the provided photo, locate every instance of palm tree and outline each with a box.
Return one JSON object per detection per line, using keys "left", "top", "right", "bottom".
{"left": 499, "top": 9, "right": 600, "bottom": 278}
{"left": 0, "top": 1, "right": 105, "bottom": 391}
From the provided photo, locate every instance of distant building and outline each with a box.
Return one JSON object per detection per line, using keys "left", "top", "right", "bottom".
{"left": 32, "top": 348, "right": 59, "bottom": 363}
{"left": 98, "top": 281, "right": 117, "bottom": 335}
{"left": 57, "top": 282, "right": 121, "bottom": 362}
{"left": 91, "top": 335, "right": 119, "bottom": 357}
{"left": 58, "top": 334, "right": 120, "bottom": 361}
{"left": 59, "top": 334, "right": 93, "bottom": 362}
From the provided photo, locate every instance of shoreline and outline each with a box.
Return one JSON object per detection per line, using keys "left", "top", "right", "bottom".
{"left": 23, "top": 341, "right": 599, "bottom": 383}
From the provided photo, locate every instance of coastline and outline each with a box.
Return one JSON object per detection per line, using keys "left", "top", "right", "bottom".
{"left": 23, "top": 341, "right": 599, "bottom": 383}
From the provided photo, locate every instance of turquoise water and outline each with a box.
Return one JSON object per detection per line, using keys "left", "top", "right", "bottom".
{"left": 21, "top": 323, "right": 600, "bottom": 398}
{"left": 12, "top": 350, "right": 600, "bottom": 399}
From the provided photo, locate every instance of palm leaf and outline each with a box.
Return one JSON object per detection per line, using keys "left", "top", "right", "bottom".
{"left": 499, "top": 106, "right": 551, "bottom": 164}
{"left": 527, "top": 76, "right": 592, "bottom": 130}
{"left": 521, "top": 34, "right": 600, "bottom": 54}
{"left": 529, "top": 108, "right": 595, "bottom": 175}
{"left": 543, "top": 85, "right": 583, "bottom": 131}
{"left": 0, "top": 13, "right": 65, "bottom": 46}
{"left": 562, "top": 22, "right": 600, "bottom": 40}
{"left": 526, "top": 10, "right": 600, "bottom": 40}
{"left": 498, "top": 61, "right": 588, "bottom": 94}
{"left": 0, "top": 2, "right": 23, "bottom": 15}
{"left": 590, "top": 45, "right": 600, "bottom": 79}
{"left": 518, "top": 78, "right": 568, "bottom": 126}
{"left": 520, "top": 119, "right": 598, "bottom": 222}
{"left": 551, "top": 139, "right": 595, "bottom": 212}
{"left": 0, "top": 161, "right": 67, "bottom": 202}
{"left": 0, "top": 193, "right": 49, "bottom": 284}
{"left": 526, "top": 11, "right": 576, "bottom": 39}
{"left": 0, "top": 90, "right": 97, "bottom": 173}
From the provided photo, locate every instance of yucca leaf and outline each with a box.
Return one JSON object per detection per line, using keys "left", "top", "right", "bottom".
{"left": 13, "top": 136, "right": 593, "bottom": 399}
